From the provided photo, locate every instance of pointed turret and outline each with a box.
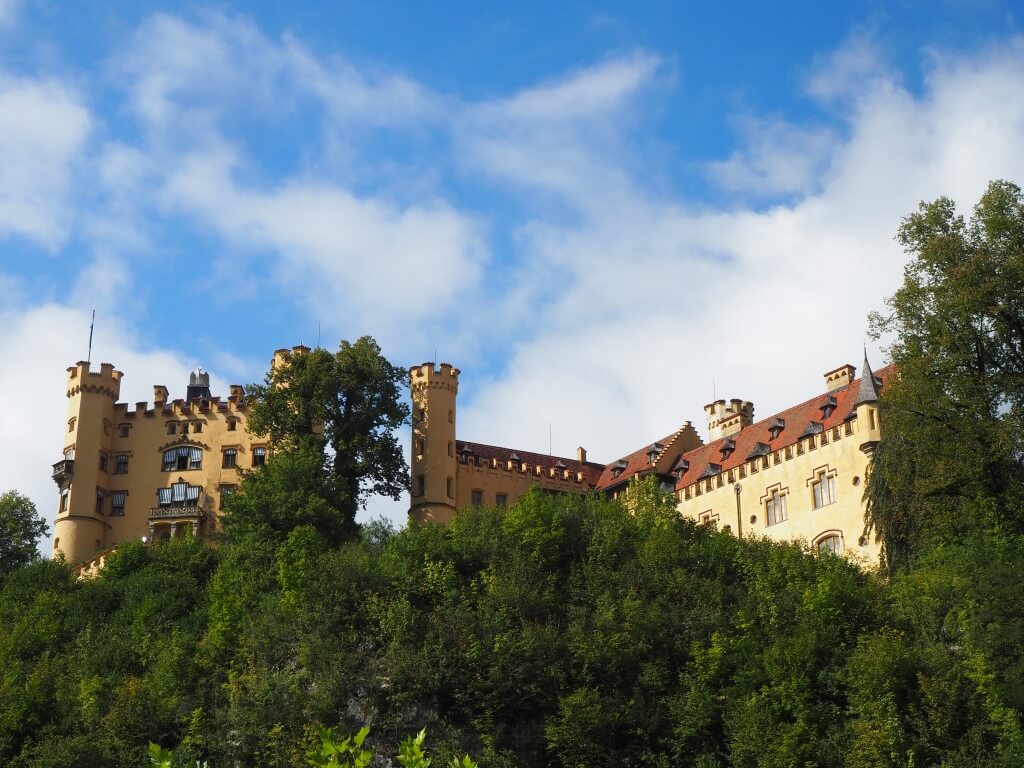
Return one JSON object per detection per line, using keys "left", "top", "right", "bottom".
{"left": 855, "top": 351, "right": 879, "bottom": 406}
{"left": 855, "top": 352, "right": 881, "bottom": 455}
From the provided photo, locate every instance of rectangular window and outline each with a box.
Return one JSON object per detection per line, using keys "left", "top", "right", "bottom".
{"left": 158, "top": 487, "right": 172, "bottom": 506}
{"left": 471, "top": 489, "right": 483, "bottom": 506}
{"left": 765, "top": 489, "right": 788, "bottom": 526}
{"left": 415, "top": 475, "right": 425, "bottom": 496}
{"left": 59, "top": 489, "right": 68, "bottom": 512}
{"left": 189, "top": 447, "right": 202, "bottom": 470}
{"left": 446, "top": 477, "right": 454, "bottom": 498}
{"left": 99, "top": 454, "right": 108, "bottom": 473}
{"left": 119, "top": 424, "right": 130, "bottom": 438}
{"left": 222, "top": 449, "right": 237, "bottom": 469}
{"left": 812, "top": 471, "right": 836, "bottom": 509}
{"left": 227, "top": 419, "right": 237, "bottom": 431}
{"left": 167, "top": 423, "right": 176, "bottom": 435}
{"left": 114, "top": 454, "right": 129, "bottom": 474}
{"left": 496, "top": 493, "right": 507, "bottom": 507}
{"left": 95, "top": 490, "right": 104, "bottom": 515}
{"left": 110, "top": 491, "right": 126, "bottom": 516}
{"left": 252, "top": 447, "right": 267, "bottom": 467}
{"left": 193, "top": 422, "right": 203, "bottom": 434}
{"left": 181, "top": 422, "right": 189, "bottom": 434}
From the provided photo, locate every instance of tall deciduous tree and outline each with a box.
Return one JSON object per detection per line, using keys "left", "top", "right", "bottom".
{"left": 867, "top": 180, "right": 1024, "bottom": 572}
{"left": 245, "top": 337, "right": 410, "bottom": 537}
{"left": 0, "top": 490, "right": 49, "bottom": 574}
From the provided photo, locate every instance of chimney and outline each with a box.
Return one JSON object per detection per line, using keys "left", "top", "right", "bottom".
{"left": 577, "top": 446, "right": 587, "bottom": 463}
{"left": 824, "top": 363, "right": 856, "bottom": 392}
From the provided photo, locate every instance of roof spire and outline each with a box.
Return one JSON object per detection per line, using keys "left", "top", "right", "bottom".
{"left": 855, "top": 349, "right": 879, "bottom": 405}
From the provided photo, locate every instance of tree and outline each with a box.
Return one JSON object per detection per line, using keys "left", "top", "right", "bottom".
{"left": 245, "top": 337, "right": 410, "bottom": 536}
{"left": 0, "top": 490, "right": 49, "bottom": 574}
{"left": 867, "top": 180, "right": 1024, "bottom": 572}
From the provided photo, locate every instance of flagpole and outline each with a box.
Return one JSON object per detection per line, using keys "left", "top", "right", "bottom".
{"left": 87, "top": 310, "right": 95, "bottom": 364}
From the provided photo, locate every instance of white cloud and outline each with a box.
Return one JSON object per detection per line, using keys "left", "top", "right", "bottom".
{"left": 707, "top": 116, "right": 835, "bottom": 197}
{"left": 0, "top": 0, "right": 18, "bottom": 28}
{"left": 159, "top": 146, "right": 486, "bottom": 344}
{"left": 0, "top": 75, "right": 91, "bottom": 248}
{"left": 120, "top": 12, "right": 438, "bottom": 137}
{"left": 806, "top": 33, "right": 893, "bottom": 104}
{"left": 456, "top": 53, "right": 662, "bottom": 207}
{"left": 454, "top": 38, "right": 1024, "bottom": 469}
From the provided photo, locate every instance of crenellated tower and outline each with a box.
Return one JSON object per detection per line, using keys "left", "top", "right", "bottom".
{"left": 52, "top": 361, "right": 123, "bottom": 563}
{"left": 409, "top": 362, "right": 459, "bottom": 524}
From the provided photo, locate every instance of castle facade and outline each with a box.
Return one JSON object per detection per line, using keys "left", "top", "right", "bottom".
{"left": 410, "top": 357, "right": 889, "bottom": 566}
{"left": 54, "top": 345, "right": 888, "bottom": 567}
{"left": 51, "top": 346, "right": 309, "bottom": 564}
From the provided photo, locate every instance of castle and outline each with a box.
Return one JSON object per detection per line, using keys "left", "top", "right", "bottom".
{"left": 410, "top": 356, "right": 890, "bottom": 565}
{"left": 51, "top": 347, "right": 308, "bottom": 564}
{"left": 54, "top": 345, "right": 889, "bottom": 567}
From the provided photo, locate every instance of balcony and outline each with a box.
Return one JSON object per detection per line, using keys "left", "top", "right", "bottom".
{"left": 148, "top": 504, "right": 206, "bottom": 522}
{"left": 52, "top": 459, "right": 74, "bottom": 489}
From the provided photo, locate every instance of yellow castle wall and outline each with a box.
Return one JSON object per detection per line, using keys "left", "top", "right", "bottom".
{"left": 454, "top": 457, "right": 593, "bottom": 510}
{"left": 675, "top": 406, "right": 882, "bottom": 566}
{"left": 53, "top": 361, "right": 271, "bottom": 563}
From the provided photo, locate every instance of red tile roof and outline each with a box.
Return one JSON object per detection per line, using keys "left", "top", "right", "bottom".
{"left": 454, "top": 362, "right": 895, "bottom": 499}
{"left": 593, "top": 431, "right": 681, "bottom": 491}
{"left": 672, "top": 364, "right": 895, "bottom": 491}
{"left": 456, "top": 440, "right": 606, "bottom": 485}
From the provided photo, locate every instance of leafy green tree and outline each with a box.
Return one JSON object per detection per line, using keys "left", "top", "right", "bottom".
{"left": 245, "top": 337, "right": 410, "bottom": 537}
{"left": 0, "top": 490, "right": 49, "bottom": 575}
{"left": 868, "top": 180, "right": 1024, "bottom": 571}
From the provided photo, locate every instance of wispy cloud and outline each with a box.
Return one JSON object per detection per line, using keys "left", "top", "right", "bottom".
{"left": 0, "top": 76, "right": 90, "bottom": 248}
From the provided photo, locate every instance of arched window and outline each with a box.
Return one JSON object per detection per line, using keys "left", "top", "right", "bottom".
{"left": 816, "top": 533, "right": 842, "bottom": 556}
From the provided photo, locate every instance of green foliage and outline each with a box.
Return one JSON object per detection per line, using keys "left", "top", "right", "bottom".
{"left": 0, "top": 490, "right": 49, "bottom": 575}
{"left": 307, "top": 725, "right": 372, "bottom": 768}
{"left": 0, "top": 486, "right": 1021, "bottom": 765}
{"left": 868, "top": 180, "right": 1024, "bottom": 571}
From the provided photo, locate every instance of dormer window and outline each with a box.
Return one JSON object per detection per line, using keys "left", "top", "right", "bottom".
{"left": 820, "top": 395, "right": 837, "bottom": 420}
{"left": 768, "top": 417, "right": 785, "bottom": 441}
{"left": 799, "top": 421, "right": 824, "bottom": 439}
{"left": 746, "top": 442, "right": 771, "bottom": 461}
{"left": 646, "top": 443, "right": 664, "bottom": 464}
{"left": 720, "top": 438, "right": 736, "bottom": 460}
{"left": 698, "top": 463, "right": 722, "bottom": 480}
{"left": 611, "top": 459, "right": 628, "bottom": 479}
{"left": 672, "top": 459, "right": 689, "bottom": 481}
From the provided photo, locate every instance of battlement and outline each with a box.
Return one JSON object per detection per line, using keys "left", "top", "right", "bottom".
{"left": 458, "top": 452, "right": 593, "bottom": 486}
{"left": 272, "top": 344, "right": 311, "bottom": 372}
{"left": 704, "top": 398, "right": 754, "bottom": 440}
{"left": 410, "top": 362, "right": 460, "bottom": 391}
{"left": 66, "top": 361, "right": 123, "bottom": 400}
{"left": 113, "top": 389, "right": 249, "bottom": 418}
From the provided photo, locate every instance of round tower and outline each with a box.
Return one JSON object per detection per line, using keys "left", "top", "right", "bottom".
{"left": 52, "top": 361, "right": 122, "bottom": 563}
{"left": 409, "top": 362, "right": 459, "bottom": 524}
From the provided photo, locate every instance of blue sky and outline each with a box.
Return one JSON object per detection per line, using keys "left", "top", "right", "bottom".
{"left": 2, "top": 0, "right": 1024, "bottom": 535}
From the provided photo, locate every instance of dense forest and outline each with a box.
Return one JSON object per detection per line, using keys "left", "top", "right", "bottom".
{"left": 2, "top": 182, "right": 1024, "bottom": 767}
